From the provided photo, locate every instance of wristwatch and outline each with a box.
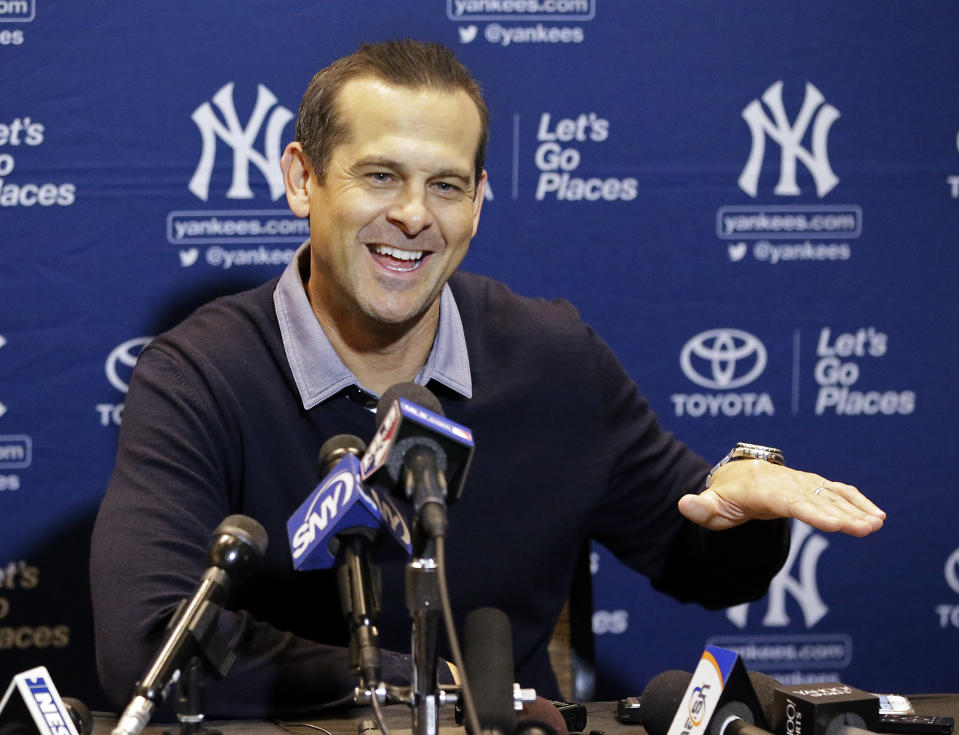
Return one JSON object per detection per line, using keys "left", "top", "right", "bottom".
{"left": 704, "top": 442, "right": 785, "bottom": 489}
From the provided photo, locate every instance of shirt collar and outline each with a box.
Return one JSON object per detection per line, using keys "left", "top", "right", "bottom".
{"left": 273, "top": 242, "right": 472, "bottom": 409}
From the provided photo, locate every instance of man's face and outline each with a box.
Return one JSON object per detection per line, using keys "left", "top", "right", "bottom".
{"left": 296, "top": 77, "right": 486, "bottom": 333}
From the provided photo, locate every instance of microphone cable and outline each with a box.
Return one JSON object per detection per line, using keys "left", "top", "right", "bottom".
{"left": 436, "top": 533, "right": 483, "bottom": 735}
{"left": 369, "top": 679, "right": 390, "bottom": 735}
{"left": 351, "top": 533, "right": 481, "bottom": 735}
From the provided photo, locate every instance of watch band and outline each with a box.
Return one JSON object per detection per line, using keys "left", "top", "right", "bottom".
{"left": 704, "top": 442, "right": 785, "bottom": 489}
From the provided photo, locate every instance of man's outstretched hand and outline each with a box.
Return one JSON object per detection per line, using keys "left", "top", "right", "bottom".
{"left": 678, "top": 460, "right": 885, "bottom": 537}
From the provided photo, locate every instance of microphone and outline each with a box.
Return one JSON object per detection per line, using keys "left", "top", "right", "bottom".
{"left": 287, "top": 434, "right": 415, "bottom": 688}
{"left": 638, "top": 670, "right": 694, "bottom": 735}
{"left": 766, "top": 680, "right": 881, "bottom": 735}
{"left": 62, "top": 699, "right": 92, "bottom": 735}
{"left": 112, "top": 515, "right": 268, "bottom": 735}
{"left": 0, "top": 666, "right": 89, "bottom": 735}
{"left": 639, "top": 646, "right": 770, "bottom": 735}
{"left": 361, "top": 385, "right": 475, "bottom": 731}
{"left": 709, "top": 677, "right": 773, "bottom": 735}
{"left": 463, "top": 607, "right": 516, "bottom": 735}
{"left": 361, "top": 383, "right": 474, "bottom": 538}
{"left": 641, "top": 669, "right": 773, "bottom": 735}
{"left": 749, "top": 671, "right": 954, "bottom": 735}
{"left": 288, "top": 434, "right": 413, "bottom": 570}
{"left": 320, "top": 433, "right": 367, "bottom": 472}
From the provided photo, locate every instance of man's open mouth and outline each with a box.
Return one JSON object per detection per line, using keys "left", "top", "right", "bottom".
{"left": 369, "top": 244, "right": 427, "bottom": 272}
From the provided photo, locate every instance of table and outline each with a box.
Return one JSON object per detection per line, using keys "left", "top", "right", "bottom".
{"left": 91, "top": 697, "right": 959, "bottom": 735}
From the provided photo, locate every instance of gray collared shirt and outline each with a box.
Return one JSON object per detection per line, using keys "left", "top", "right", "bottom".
{"left": 273, "top": 243, "right": 472, "bottom": 409}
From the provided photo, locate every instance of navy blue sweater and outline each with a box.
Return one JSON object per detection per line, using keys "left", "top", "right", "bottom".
{"left": 90, "top": 270, "right": 788, "bottom": 717}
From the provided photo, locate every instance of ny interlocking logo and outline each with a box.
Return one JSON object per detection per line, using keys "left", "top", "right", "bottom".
{"left": 738, "top": 81, "right": 840, "bottom": 199}
{"left": 727, "top": 520, "right": 829, "bottom": 628}
{"left": 189, "top": 82, "right": 293, "bottom": 202}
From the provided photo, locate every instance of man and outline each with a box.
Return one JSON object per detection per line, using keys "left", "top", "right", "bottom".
{"left": 91, "top": 40, "right": 884, "bottom": 719}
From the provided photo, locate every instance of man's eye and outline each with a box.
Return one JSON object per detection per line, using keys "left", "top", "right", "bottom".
{"left": 369, "top": 172, "right": 393, "bottom": 183}
{"left": 433, "top": 181, "right": 460, "bottom": 194}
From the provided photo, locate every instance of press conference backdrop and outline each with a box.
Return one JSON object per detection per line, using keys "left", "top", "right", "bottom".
{"left": 2, "top": 0, "right": 958, "bottom": 707}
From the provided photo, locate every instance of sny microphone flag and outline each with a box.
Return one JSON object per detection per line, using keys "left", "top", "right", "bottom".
{"left": 288, "top": 452, "right": 413, "bottom": 570}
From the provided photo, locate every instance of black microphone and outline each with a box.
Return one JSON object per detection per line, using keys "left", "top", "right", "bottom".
{"left": 711, "top": 707, "right": 775, "bottom": 735}
{"left": 320, "top": 433, "right": 367, "bottom": 474}
{"left": 763, "top": 678, "right": 881, "bottom": 735}
{"left": 288, "top": 434, "right": 412, "bottom": 569}
{"left": 318, "top": 435, "right": 382, "bottom": 688}
{"left": 362, "top": 383, "right": 474, "bottom": 539}
{"left": 641, "top": 666, "right": 773, "bottom": 735}
{"left": 62, "top": 698, "right": 93, "bottom": 735}
{"left": 639, "top": 670, "right": 694, "bottom": 735}
{"left": 463, "top": 607, "right": 516, "bottom": 735}
{"left": 709, "top": 671, "right": 774, "bottom": 735}
{"left": 318, "top": 434, "right": 386, "bottom": 689}
{"left": 749, "top": 672, "right": 952, "bottom": 735}
{"left": 0, "top": 667, "right": 93, "bottom": 735}
{"left": 112, "top": 514, "right": 268, "bottom": 735}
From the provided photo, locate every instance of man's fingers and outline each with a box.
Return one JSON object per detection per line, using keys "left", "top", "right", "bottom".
{"left": 812, "top": 480, "right": 885, "bottom": 519}
{"left": 806, "top": 483, "right": 885, "bottom": 535}
{"left": 782, "top": 483, "right": 883, "bottom": 537}
{"left": 679, "top": 476, "right": 885, "bottom": 537}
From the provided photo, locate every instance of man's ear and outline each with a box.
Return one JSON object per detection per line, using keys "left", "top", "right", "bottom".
{"left": 471, "top": 169, "right": 487, "bottom": 238}
{"left": 283, "top": 142, "right": 312, "bottom": 218}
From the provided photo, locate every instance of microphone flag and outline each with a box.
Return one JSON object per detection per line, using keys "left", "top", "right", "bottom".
{"left": 361, "top": 394, "right": 474, "bottom": 503}
{"left": 287, "top": 452, "right": 413, "bottom": 570}
{"left": 666, "top": 645, "right": 768, "bottom": 735}
{"left": 0, "top": 666, "right": 81, "bottom": 735}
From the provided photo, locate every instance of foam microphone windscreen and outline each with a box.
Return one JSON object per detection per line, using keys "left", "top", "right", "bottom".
{"left": 463, "top": 607, "right": 517, "bottom": 735}
{"left": 642, "top": 670, "right": 694, "bottom": 735}
{"left": 376, "top": 382, "right": 443, "bottom": 425}
{"left": 318, "top": 434, "right": 366, "bottom": 475}
{"left": 63, "top": 697, "right": 93, "bottom": 735}
{"left": 747, "top": 671, "right": 780, "bottom": 722}
{"left": 517, "top": 696, "right": 569, "bottom": 735}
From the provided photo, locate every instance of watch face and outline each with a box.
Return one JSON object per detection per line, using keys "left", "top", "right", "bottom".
{"left": 733, "top": 442, "right": 785, "bottom": 464}
{"left": 734, "top": 441, "right": 782, "bottom": 454}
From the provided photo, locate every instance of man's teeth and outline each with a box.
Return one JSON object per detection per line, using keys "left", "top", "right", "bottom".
{"left": 373, "top": 244, "right": 423, "bottom": 261}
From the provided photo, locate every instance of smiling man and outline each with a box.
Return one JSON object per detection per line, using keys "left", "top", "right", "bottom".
{"left": 91, "top": 40, "right": 884, "bottom": 719}
{"left": 283, "top": 73, "right": 486, "bottom": 394}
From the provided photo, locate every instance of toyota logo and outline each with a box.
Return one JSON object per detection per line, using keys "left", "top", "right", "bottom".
{"left": 680, "top": 328, "right": 767, "bottom": 390}
{"left": 105, "top": 337, "right": 153, "bottom": 394}
{"left": 946, "top": 549, "right": 959, "bottom": 595}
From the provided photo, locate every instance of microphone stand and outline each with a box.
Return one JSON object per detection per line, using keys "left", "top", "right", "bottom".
{"left": 334, "top": 529, "right": 383, "bottom": 690}
{"left": 353, "top": 528, "right": 459, "bottom": 735}
{"left": 161, "top": 599, "right": 235, "bottom": 735}
{"left": 338, "top": 530, "right": 413, "bottom": 735}
{"left": 404, "top": 445, "right": 452, "bottom": 735}
{"left": 164, "top": 656, "right": 221, "bottom": 735}
{"left": 407, "top": 536, "right": 444, "bottom": 735}
{"left": 116, "top": 598, "right": 235, "bottom": 735}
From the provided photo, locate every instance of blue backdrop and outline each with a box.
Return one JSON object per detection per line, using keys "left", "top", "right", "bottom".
{"left": 2, "top": 0, "right": 958, "bottom": 707}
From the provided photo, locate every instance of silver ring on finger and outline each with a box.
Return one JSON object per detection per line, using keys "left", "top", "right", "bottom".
{"left": 813, "top": 486, "right": 827, "bottom": 496}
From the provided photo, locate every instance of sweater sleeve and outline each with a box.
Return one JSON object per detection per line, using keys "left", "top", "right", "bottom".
{"left": 89, "top": 343, "right": 412, "bottom": 718}
{"left": 583, "top": 327, "right": 790, "bottom": 609}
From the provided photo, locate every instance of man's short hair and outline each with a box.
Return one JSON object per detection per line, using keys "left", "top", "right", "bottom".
{"left": 295, "top": 39, "right": 489, "bottom": 186}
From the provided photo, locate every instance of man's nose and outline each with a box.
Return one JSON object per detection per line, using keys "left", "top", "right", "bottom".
{"left": 386, "top": 185, "right": 434, "bottom": 237}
